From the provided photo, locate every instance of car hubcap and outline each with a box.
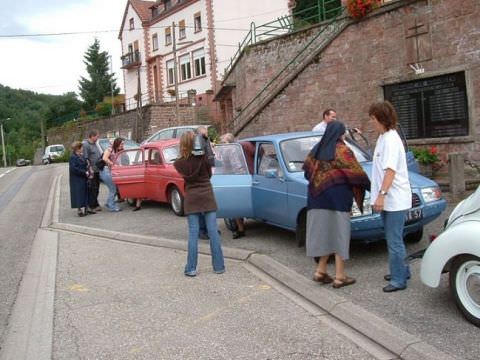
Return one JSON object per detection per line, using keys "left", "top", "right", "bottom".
{"left": 171, "top": 189, "right": 181, "bottom": 213}
{"left": 457, "top": 261, "right": 480, "bottom": 317}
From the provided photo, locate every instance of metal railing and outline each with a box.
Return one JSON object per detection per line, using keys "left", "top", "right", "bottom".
{"left": 121, "top": 50, "right": 141, "bottom": 68}
{"left": 224, "top": 0, "right": 343, "bottom": 76}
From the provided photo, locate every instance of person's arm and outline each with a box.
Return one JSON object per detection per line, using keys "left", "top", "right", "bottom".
{"left": 103, "top": 148, "right": 114, "bottom": 167}
{"left": 373, "top": 168, "right": 395, "bottom": 212}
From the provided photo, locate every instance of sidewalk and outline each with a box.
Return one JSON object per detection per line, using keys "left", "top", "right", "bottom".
{"left": 1, "top": 169, "right": 457, "bottom": 360}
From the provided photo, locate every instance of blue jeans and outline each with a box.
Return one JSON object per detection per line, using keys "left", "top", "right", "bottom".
{"left": 381, "top": 210, "right": 410, "bottom": 288}
{"left": 99, "top": 168, "right": 118, "bottom": 211}
{"left": 185, "top": 211, "right": 225, "bottom": 275}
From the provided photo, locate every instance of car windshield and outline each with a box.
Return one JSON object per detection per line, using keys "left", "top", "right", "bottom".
{"left": 50, "top": 145, "right": 64, "bottom": 152}
{"left": 280, "top": 136, "right": 369, "bottom": 172}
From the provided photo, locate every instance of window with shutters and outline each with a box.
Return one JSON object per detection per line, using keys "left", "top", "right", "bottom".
{"left": 166, "top": 60, "right": 175, "bottom": 85}
{"left": 193, "top": 48, "right": 206, "bottom": 77}
{"left": 180, "top": 54, "right": 192, "bottom": 81}
{"left": 179, "top": 20, "right": 186, "bottom": 39}
{"left": 152, "top": 34, "right": 158, "bottom": 51}
{"left": 165, "top": 27, "right": 172, "bottom": 46}
{"left": 194, "top": 12, "right": 202, "bottom": 32}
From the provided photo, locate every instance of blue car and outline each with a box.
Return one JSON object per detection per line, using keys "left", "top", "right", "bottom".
{"left": 211, "top": 132, "right": 447, "bottom": 246}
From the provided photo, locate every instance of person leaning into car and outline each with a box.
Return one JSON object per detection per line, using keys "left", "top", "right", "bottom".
{"left": 82, "top": 129, "right": 102, "bottom": 213}
{"left": 100, "top": 137, "right": 124, "bottom": 212}
{"left": 369, "top": 101, "right": 412, "bottom": 293}
{"left": 174, "top": 131, "right": 225, "bottom": 277}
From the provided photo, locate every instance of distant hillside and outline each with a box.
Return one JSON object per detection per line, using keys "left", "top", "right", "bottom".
{"left": 0, "top": 84, "right": 81, "bottom": 164}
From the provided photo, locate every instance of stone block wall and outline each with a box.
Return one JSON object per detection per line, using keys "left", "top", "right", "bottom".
{"left": 221, "top": 0, "right": 480, "bottom": 164}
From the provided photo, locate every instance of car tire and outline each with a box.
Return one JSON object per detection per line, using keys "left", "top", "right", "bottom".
{"left": 404, "top": 228, "right": 423, "bottom": 243}
{"left": 449, "top": 255, "right": 480, "bottom": 327}
{"left": 126, "top": 198, "right": 136, "bottom": 207}
{"left": 169, "top": 186, "right": 184, "bottom": 216}
{"left": 296, "top": 211, "right": 306, "bottom": 247}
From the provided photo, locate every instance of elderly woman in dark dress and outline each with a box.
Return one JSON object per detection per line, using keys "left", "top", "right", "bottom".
{"left": 303, "top": 122, "right": 370, "bottom": 288}
{"left": 174, "top": 131, "right": 225, "bottom": 277}
{"left": 69, "top": 141, "right": 92, "bottom": 217}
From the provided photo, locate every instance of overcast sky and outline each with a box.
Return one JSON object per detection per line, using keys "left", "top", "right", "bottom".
{"left": 0, "top": 0, "right": 127, "bottom": 96}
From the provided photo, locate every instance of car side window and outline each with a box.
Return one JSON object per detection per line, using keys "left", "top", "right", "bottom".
{"left": 149, "top": 149, "right": 162, "bottom": 165}
{"left": 257, "top": 143, "right": 283, "bottom": 177}
{"left": 175, "top": 128, "right": 193, "bottom": 138}
{"left": 213, "top": 144, "right": 248, "bottom": 175}
{"left": 158, "top": 129, "right": 174, "bottom": 139}
{"left": 163, "top": 145, "right": 179, "bottom": 163}
{"left": 115, "top": 149, "right": 143, "bottom": 166}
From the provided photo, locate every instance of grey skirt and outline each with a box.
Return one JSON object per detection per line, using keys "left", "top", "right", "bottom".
{"left": 306, "top": 209, "right": 351, "bottom": 260}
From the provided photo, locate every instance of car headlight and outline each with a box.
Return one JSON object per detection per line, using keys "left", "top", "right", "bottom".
{"left": 352, "top": 198, "right": 372, "bottom": 217}
{"left": 421, "top": 186, "right": 442, "bottom": 203}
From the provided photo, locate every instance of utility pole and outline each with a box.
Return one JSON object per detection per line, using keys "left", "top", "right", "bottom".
{"left": 109, "top": 55, "right": 114, "bottom": 116}
{"left": 1, "top": 118, "right": 10, "bottom": 167}
{"left": 172, "top": 21, "right": 180, "bottom": 122}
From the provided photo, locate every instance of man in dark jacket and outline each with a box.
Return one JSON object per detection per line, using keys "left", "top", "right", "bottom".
{"left": 82, "top": 129, "right": 102, "bottom": 212}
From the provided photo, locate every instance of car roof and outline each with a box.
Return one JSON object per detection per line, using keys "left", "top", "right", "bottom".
{"left": 141, "top": 138, "right": 180, "bottom": 148}
{"left": 240, "top": 131, "right": 320, "bottom": 143}
{"left": 157, "top": 124, "right": 210, "bottom": 131}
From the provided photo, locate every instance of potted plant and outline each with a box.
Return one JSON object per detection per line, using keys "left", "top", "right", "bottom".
{"left": 346, "top": 0, "right": 382, "bottom": 19}
{"left": 412, "top": 146, "right": 442, "bottom": 177}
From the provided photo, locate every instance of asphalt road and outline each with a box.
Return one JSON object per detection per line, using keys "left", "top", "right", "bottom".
{"left": 0, "top": 165, "right": 56, "bottom": 349}
{"left": 56, "top": 164, "right": 480, "bottom": 360}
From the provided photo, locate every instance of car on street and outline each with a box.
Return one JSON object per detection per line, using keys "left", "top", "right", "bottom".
{"left": 142, "top": 125, "right": 211, "bottom": 144}
{"left": 110, "top": 139, "right": 185, "bottom": 215}
{"left": 15, "top": 158, "right": 31, "bottom": 167}
{"left": 420, "top": 185, "right": 480, "bottom": 327}
{"left": 211, "top": 132, "right": 447, "bottom": 246}
{"left": 42, "top": 144, "right": 65, "bottom": 164}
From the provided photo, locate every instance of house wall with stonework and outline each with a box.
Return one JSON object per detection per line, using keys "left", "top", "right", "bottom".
{"left": 220, "top": 0, "right": 480, "bottom": 163}
{"left": 46, "top": 104, "right": 196, "bottom": 148}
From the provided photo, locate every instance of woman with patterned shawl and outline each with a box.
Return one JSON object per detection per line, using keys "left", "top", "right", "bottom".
{"left": 303, "top": 121, "right": 370, "bottom": 288}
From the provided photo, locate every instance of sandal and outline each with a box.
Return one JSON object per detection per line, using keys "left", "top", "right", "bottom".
{"left": 332, "top": 276, "right": 356, "bottom": 289}
{"left": 313, "top": 272, "right": 333, "bottom": 284}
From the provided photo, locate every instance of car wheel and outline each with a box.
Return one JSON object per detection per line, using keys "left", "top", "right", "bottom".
{"left": 404, "top": 228, "right": 423, "bottom": 243}
{"left": 296, "top": 211, "right": 306, "bottom": 247}
{"left": 449, "top": 255, "right": 480, "bottom": 327}
{"left": 169, "top": 186, "right": 184, "bottom": 216}
{"left": 126, "top": 198, "right": 136, "bottom": 207}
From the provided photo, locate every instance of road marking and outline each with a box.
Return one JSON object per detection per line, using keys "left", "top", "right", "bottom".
{"left": 0, "top": 167, "right": 16, "bottom": 178}
{"left": 68, "top": 284, "right": 89, "bottom": 292}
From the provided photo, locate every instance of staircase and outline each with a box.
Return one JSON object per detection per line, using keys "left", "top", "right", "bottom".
{"left": 233, "top": 14, "right": 352, "bottom": 136}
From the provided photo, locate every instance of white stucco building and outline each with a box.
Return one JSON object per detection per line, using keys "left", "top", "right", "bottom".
{"left": 119, "top": 0, "right": 291, "bottom": 111}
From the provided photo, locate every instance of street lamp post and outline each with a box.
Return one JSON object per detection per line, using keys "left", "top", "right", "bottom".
{"left": 1, "top": 118, "right": 10, "bottom": 167}
{"left": 109, "top": 55, "right": 114, "bottom": 116}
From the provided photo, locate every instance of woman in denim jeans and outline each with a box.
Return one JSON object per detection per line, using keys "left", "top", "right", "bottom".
{"left": 99, "top": 138, "right": 124, "bottom": 212}
{"left": 174, "top": 132, "right": 225, "bottom": 277}
{"left": 369, "top": 101, "right": 412, "bottom": 293}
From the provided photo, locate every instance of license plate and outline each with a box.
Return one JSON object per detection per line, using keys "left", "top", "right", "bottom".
{"left": 405, "top": 208, "right": 423, "bottom": 223}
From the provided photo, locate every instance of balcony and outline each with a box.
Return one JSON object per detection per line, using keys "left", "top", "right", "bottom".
{"left": 121, "top": 50, "right": 141, "bottom": 69}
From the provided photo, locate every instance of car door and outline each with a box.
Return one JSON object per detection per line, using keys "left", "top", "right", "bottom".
{"left": 211, "top": 144, "right": 253, "bottom": 219}
{"left": 252, "top": 142, "right": 288, "bottom": 226}
{"left": 111, "top": 149, "right": 146, "bottom": 200}
{"left": 144, "top": 147, "right": 164, "bottom": 201}
{"left": 397, "top": 124, "right": 420, "bottom": 173}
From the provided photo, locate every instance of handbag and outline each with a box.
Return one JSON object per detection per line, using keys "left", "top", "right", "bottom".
{"left": 96, "top": 158, "right": 106, "bottom": 171}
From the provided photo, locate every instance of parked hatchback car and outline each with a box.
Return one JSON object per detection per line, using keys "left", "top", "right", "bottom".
{"left": 110, "top": 139, "right": 185, "bottom": 215}
{"left": 420, "top": 186, "right": 480, "bottom": 327}
{"left": 42, "top": 144, "right": 65, "bottom": 164}
{"left": 16, "top": 158, "right": 31, "bottom": 167}
{"left": 211, "top": 132, "right": 447, "bottom": 246}
{"left": 142, "top": 125, "right": 211, "bottom": 144}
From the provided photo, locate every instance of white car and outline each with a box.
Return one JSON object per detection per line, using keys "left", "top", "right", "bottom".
{"left": 42, "top": 144, "right": 65, "bottom": 164}
{"left": 420, "top": 185, "right": 480, "bottom": 327}
{"left": 142, "top": 125, "right": 211, "bottom": 144}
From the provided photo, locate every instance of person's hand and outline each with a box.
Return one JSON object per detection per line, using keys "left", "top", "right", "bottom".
{"left": 373, "top": 195, "right": 385, "bottom": 212}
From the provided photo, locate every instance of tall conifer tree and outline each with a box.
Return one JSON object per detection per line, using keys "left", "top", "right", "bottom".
{"left": 78, "top": 38, "right": 119, "bottom": 111}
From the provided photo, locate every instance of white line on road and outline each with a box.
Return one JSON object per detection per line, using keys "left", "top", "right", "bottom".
{"left": 0, "top": 168, "right": 16, "bottom": 178}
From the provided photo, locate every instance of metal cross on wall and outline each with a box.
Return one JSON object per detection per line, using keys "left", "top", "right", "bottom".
{"left": 404, "top": 16, "right": 432, "bottom": 65}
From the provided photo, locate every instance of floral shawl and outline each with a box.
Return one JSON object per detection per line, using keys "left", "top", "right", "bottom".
{"left": 303, "top": 142, "right": 370, "bottom": 212}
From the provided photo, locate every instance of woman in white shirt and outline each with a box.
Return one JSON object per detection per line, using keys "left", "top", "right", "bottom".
{"left": 369, "top": 101, "right": 412, "bottom": 293}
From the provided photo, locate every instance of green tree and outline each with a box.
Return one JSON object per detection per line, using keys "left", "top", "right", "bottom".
{"left": 44, "top": 92, "right": 83, "bottom": 128}
{"left": 78, "top": 38, "right": 119, "bottom": 111}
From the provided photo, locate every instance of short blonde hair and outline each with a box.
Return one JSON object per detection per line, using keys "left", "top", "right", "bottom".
{"left": 71, "top": 141, "right": 83, "bottom": 152}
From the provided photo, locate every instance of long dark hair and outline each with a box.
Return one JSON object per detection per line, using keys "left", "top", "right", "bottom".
{"left": 112, "top": 137, "right": 124, "bottom": 153}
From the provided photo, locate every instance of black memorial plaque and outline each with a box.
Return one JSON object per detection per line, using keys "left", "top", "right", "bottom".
{"left": 384, "top": 72, "right": 468, "bottom": 139}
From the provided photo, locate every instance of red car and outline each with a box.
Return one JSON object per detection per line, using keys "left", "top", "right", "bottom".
{"left": 111, "top": 139, "right": 185, "bottom": 215}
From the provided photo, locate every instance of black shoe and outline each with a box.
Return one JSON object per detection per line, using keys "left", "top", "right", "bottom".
{"left": 383, "top": 284, "right": 406, "bottom": 293}
{"left": 87, "top": 209, "right": 96, "bottom": 214}
{"left": 77, "top": 210, "right": 86, "bottom": 217}
{"left": 132, "top": 206, "right": 141, "bottom": 212}
{"left": 232, "top": 231, "right": 245, "bottom": 239}
{"left": 384, "top": 274, "right": 411, "bottom": 281}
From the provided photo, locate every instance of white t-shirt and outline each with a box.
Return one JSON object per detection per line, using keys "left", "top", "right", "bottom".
{"left": 371, "top": 129, "right": 412, "bottom": 211}
{"left": 312, "top": 121, "right": 327, "bottom": 133}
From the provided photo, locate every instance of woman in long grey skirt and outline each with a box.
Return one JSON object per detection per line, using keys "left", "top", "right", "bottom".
{"left": 303, "top": 121, "right": 370, "bottom": 288}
